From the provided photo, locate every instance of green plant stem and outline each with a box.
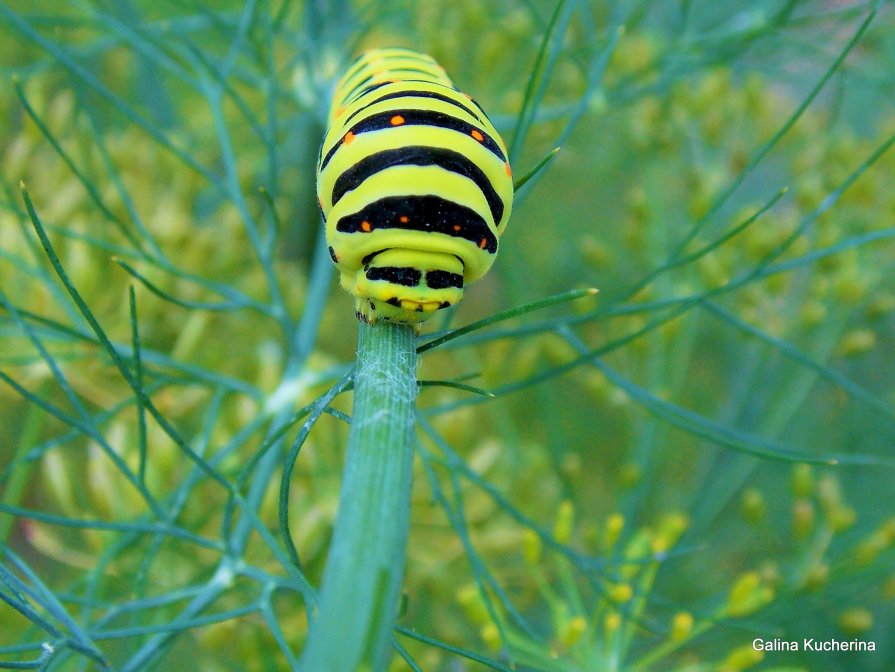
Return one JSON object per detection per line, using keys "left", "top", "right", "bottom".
{"left": 0, "top": 389, "right": 45, "bottom": 543}
{"left": 300, "top": 320, "right": 418, "bottom": 672}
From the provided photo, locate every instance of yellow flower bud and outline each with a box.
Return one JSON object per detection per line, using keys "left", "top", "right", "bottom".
{"left": 830, "top": 505, "right": 856, "bottom": 532}
{"left": 560, "top": 616, "right": 587, "bottom": 648}
{"left": 554, "top": 500, "right": 575, "bottom": 544}
{"left": 720, "top": 644, "right": 763, "bottom": 672}
{"left": 670, "top": 612, "right": 693, "bottom": 641}
{"left": 855, "top": 529, "right": 889, "bottom": 566}
{"left": 740, "top": 488, "right": 766, "bottom": 524}
{"left": 838, "top": 608, "right": 873, "bottom": 635}
{"left": 726, "top": 572, "right": 773, "bottom": 617}
{"left": 457, "top": 585, "right": 489, "bottom": 626}
{"left": 867, "top": 292, "right": 895, "bottom": 319}
{"left": 803, "top": 562, "right": 829, "bottom": 591}
{"left": 580, "top": 236, "right": 611, "bottom": 266}
{"left": 831, "top": 274, "right": 870, "bottom": 304}
{"left": 791, "top": 464, "right": 814, "bottom": 498}
{"left": 609, "top": 583, "right": 633, "bottom": 604}
{"left": 481, "top": 623, "right": 501, "bottom": 651}
{"left": 523, "top": 528, "right": 542, "bottom": 566}
{"left": 604, "top": 513, "right": 624, "bottom": 548}
{"left": 604, "top": 611, "right": 622, "bottom": 635}
{"left": 836, "top": 329, "right": 876, "bottom": 358}
{"left": 882, "top": 518, "right": 895, "bottom": 544}
{"left": 799, "top": 300, "right": 827, "bottom": 328}
{"left": 608, "top": 388, "right": 630, "bottom": 407}
{"left": 657, "top": 512, "right": 689, "bottom": 548}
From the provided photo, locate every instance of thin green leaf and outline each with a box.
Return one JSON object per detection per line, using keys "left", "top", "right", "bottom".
{"left": 702, "top": 301, "right": 895, "bottom": 429}
{"left": 0, "top": 504, "right": 222, "bottom": 550}
{"left": 1, "top": 548, "right": 108, "bottom": 668}
{"left": 559, "top": 327, "right": 895, "bottom": 467}
{"left": 128, "top": 287, "right": 148, "bottom": 485}
{"left": 513, "top": 146, "right": 560, "bottom": 195}
{"left": 114, "top": 258, "right": 269, "bottom": 313}
{"left": 396, "top": 625, "right": 516, "bottom": 672}
{"left": 418, "top": 380, "right": 495, "bottom": 398}
{"left": 12, "top": 79, "right": 141, "bottom": 250}
{"left": 0, "top": 6, "right": 224, "bottom": 189}
{"left": 418, "top": 287, "right": 597, "bottom": 354}
{"left": 276, "top": 371, "right": 353, "bottom": 570}
{"left": 510, "top": 0, "right": 572, "bottom": 164}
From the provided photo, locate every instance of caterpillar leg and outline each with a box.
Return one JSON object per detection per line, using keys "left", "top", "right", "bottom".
{"left": 343, "top": 248, "right": 464, "bottom": 325}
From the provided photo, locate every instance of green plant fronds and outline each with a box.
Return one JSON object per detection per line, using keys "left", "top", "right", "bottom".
{"left": 2, "top": 2, "right": 895, "bottom": 671}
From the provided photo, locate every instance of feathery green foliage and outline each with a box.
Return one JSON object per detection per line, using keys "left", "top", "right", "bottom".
{"left": 1, "top": 1, "right": 894, "bottom": 671}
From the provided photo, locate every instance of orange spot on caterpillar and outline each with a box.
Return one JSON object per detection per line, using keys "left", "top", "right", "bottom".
{"left": 343, "top": 131, "right": 356, "bottom": 145}
{"left": 505, "top": 162, "right": 512, "bottom": 177}
{"left": 390, "top": 115, "right": 405, "bottom": 126}
{"left": 453, "top": 224, "right": 461, "bottom": 232}
{"left": 479, "top": 237, "right": 487, "bottom": 249}
{"left": 471, "top": 129, "right": 484, "bottom": 142}
{"left": 361, "top": 220, "right": 372, "bottom": 232}
{"left": 399, "top": 215, "right": 409, "bottom": 223}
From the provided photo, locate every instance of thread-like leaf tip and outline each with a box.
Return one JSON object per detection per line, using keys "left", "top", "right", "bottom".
{"left": 586, "top": 287, "right": 599, "bottom": 295}
{"left": 19, "top": 179, "right": 26, "bottom": 191}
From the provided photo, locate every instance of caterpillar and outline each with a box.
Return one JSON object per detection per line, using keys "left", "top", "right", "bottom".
{"left": 316, "top": 48, "right": 514, "bottom": 325}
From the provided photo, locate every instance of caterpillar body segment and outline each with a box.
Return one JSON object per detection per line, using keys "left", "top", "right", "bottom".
{"left": 317, "top": 48, "right": 513, "bottom": 324}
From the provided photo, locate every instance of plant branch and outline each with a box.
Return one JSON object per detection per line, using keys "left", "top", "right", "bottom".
{"left": 300, "top": 320, "right": 418, "bottom": 672}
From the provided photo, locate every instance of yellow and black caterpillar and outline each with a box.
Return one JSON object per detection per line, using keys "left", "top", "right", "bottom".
{"left": 316, "top": 48, "right": 514, "bottom": 324}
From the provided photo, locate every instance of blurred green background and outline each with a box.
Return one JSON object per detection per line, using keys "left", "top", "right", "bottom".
{"left": 1, "top": 1, "right": 894, "bottom": 670}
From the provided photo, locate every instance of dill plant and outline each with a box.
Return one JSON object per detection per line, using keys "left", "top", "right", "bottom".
{"left": 0, "top": 2, "right": 894, "bottom": 672}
